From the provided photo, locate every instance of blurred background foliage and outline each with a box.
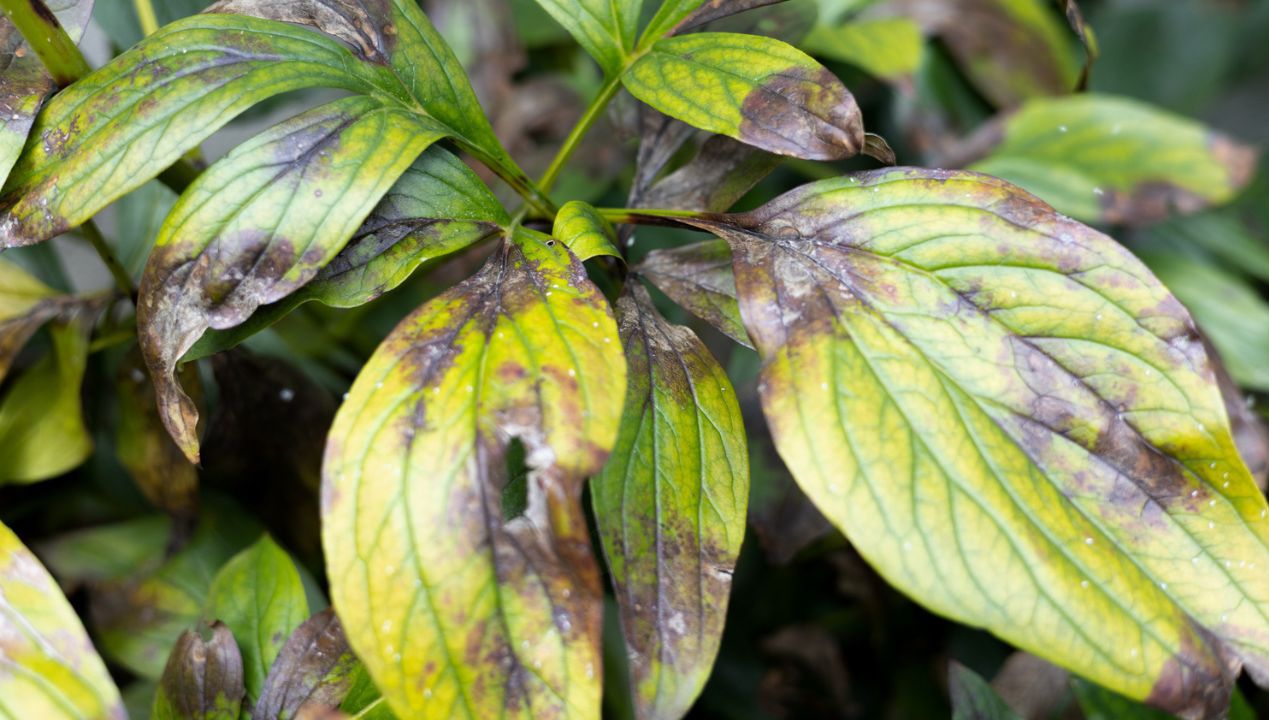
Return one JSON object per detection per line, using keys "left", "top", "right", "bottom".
{"left": 3, "top": 0, "right": 1269, "bottom": 718}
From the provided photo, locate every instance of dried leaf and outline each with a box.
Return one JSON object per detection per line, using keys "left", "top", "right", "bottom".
{"left": 116, "top": 349, "right": 201, "bottom": 518}
{"left": 640, "top": 134, "right": 780, "bottom": 213}
{"left": 152, "top": 622, "right": 245, "bottom": 720}
{"left": 322, "top": 228, "right": 626, "bottom": 717}
{"left": 636, "top": 239, "right": 752, "bottom": 347}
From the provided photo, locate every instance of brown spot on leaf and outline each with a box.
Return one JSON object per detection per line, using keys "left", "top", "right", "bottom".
{"left": 1145, "top": 621, "right": 1235, "bottom": 719}
{"left": 738, "top": 66, "right": 864, "bottom": 160}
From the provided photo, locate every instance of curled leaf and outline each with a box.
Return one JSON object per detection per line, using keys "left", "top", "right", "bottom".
{"left": 554, "top": 200, "right": 621, "bottom": 262}
{"left": 322, "top": 228, "right": 626, "bottom": 717}
{"left": 138, "top": 96, "right": 446, "bottom": 462}
{"left": 0, "top": 520, "right": 125, "bottom": 719}
{"left": 152, "top": 622, "right": 245, "bottom": 720}
{"left": 683, "top": 168, "right": 1269, "bottom": 717}
{"left": 592, "top": 284, "right": 748, "bottom": 720}
{"left": 0, "top": 258, "right": 60, "bottom": 382}
{"left": 623, "top": 32, "right": 864, "bottom": 160}
{"left": 116, "top": 350, "right": 201, "bottom": 518}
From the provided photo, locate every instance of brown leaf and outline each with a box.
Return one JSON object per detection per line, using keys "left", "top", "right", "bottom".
{"left": 636, "top": 239, "right": 752, "bottom": 348}
{"left": 204, "top": 0, "right": 395, "bottom": 63}
{"left": 116, "top": 349, "right": 201, "bottom": 520}
{"left": 254, "top": 609, "right": 358, "bottom": 719}
{"left": 154, "top": 622, "right": 246, "bottom": 720}
{"left": 674, "top": 0, "right": 791, "bottom": 36}
{"left": 640, "top": 134, "right": 781, "bottom": 213}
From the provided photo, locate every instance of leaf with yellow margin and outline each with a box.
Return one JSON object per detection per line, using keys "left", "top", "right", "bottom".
{"left": 683, "top": 167, "right": 1269, "bottom": 718}
{"left": 322, "top": 227, "right": 626, "bottom": 718}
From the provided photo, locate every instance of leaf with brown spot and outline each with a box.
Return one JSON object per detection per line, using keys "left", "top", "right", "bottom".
{"left": 622, "top": 32, "right": 864, "bottom": 160}
{"left": 971, "top": 94, "right": 1258, "bottom": 225}
{"left": 152, "top": 622, "right": 245, "bottom": 720}
{"left": 676, "top": 167, "right": 1269, "bottom": 717}
{"left": 186, "top": 145, "right": 506, "bottom": 361}
{"left": 897, "top": 0, "right": 1079, "bottom": 108}
{"left": 205, "top": 0, "right": 396, "bottom": 63}
{"left": 0, "top": 0, "right": 94, "bottom": 187}
{"left": 591, "top": 283, "right": 748, "bottom": 720}
{"left": 322, "top": 228, "right": 626, "bottom": 718}
{"left": 138, "top": 95, "right": 448, "bottom": 463}
{"left": 0, "top": 519, "right": 126, "bottom": 719}
{"left": 636, "top": 239, "right": 752, "bottom": 348}
{"left": 254, "top": 609, "right": 359, "bottom": 720}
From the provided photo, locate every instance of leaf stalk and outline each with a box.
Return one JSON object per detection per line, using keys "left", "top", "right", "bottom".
{"left": 537, "top": 73, "right": 625, "bottom": 195}
{"left": 0, "top": 0, "right": 89, "bottom": 85}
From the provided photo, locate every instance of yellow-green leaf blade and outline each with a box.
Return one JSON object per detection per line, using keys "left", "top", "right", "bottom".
{"left": 138, "top": 95, "right": 445, "bottom": 462}
{"left": 554, "top": 200, "right": 621, "bottom": 262}
{"left": 622, "top": 32, "right": 864, "bottom": 160}
{"left": 592, "top": 284, "right": 748, "bottom": 720}
{"left": 971, "top": 94, "right": 1257, "bottom": 225}
{"left": 802, "top": 17, "right": 925, "bottom": 83}
{"left": 203, "top": 535, "right": 310, "bottom": 706}
{"left": 322, "top": 229, "right": 626, "bottom": 718}
{"left": 0, "top": 520, "right": 126, "bottom": 719}
{"left": 533, "top": 0, "right": 640, "bottom": 75}
{"left": 0, "top": 258, "right": 60, "bottom": 382}
{"left": 692, "top": 168, "right": 1269, "bottom": 717}
{"left": 0, "top": 14, "right": 393, "bottom": 247}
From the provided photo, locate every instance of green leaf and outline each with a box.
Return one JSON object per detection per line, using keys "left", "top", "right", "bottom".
{"left": 37, "top": 515, "right": 172, "bottom": 587}
{"left": 138, "top": 95, "right": 447, "bottom": 463}
{"left": 0, "top": 0, "right": 95, "bottom": 187}
{"left": 0, "top": 520, "right": 126, "bottom": 719}
{"left": 185, "top": 145, "right": 506, "bottom": 361}
{"left": 0, "top": 312, "right": 94, "bottom": 483}
{"left": 640, "top": 0, "right": 789, "bottom": 44}
{"left": 902, "top": 0, "right": 1079, "bottom": 108}
{"left": 636, "top": 240, "right": 752, "bottom": 348}
{"left": 0, "top": 258, "right": 60, "bottom": 381}
{"left": 203, "top": 535, "right": 310, "bottom": 706}
{"left": 803, "top": 17, "right": 924, "bottom": 82}
{"left": 592, "top": 284, "right": 749, "bottom": 720}
{"left": 684, "top": 168, "right": 1269, "bottom": 717}
{"left": 532, "top": 0, "right": 640, "bottom": 75}
{"left": 971, "top": 94, "right": 1258, "bottom": 225}
{"left": 0, "top": 13, "right": 395, "bottom": 247}
{"left": 948, "top": 662, "right": 1021, "bottom": 720}
{"left": 1142, "top": 253, "right": 1269, "bottom": 393}
{"left": 152, "top": 622, "right": 245, "bottom": 720}
{"left": 555, "top": 200, "right": 621, "bottom": 262}
{"left": 95, "top": 502, "right": 262, "bottom": 679}
{"left": 253, "top": 608, "right": 359, "bottom": 719}
{"left": 322, "top": 228, "right": 626, "bottom": 718}
{"left": 116, "top": 350, "right": 200, "bottom": 517}
{"left": 622, "top": 32, "right": 863, "bottom": 160}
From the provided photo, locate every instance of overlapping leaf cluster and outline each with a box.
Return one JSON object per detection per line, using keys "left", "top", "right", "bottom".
{"left": 2, "top": 0, "right": 1269, "bottom": 718}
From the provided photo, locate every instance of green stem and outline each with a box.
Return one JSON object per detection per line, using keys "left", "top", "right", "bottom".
{"left": 0, "top": 0, "right": 90, "bottom": 85}
{"left": 537, "top": 73, "right": 624, "bottom": 195}
{"left": 597, "top": 207, "right": 709, "bottom": 225}
{"left": 88, "top": 327, "right": 136, "bottom": 353}
{"left": 131, "top": 0, "right": 159, "bottom": 36}
{"left": 79, "top": 220, "right": 137, "bottom": 300}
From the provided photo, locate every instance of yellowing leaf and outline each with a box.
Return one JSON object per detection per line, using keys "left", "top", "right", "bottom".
{"left": 0, "top": 313, "right": 94, "bottom": 484}
{"left": 0, "top": 520, "right": 125, "bottom": 719}
{"left": 138, "top": 96, "right": 447, "bottom": 463}
{"left": 623, "top": 32, "right": 864, "bottom": 160}
{"left": 686, "top": 168, "right": 1269, "bottom": 717}
{"left": 323, "top": 228, "right": 626, "bottom": 718}
{"left": 554, "top": 200, "right": 621, "bottom": 262}
{"left": 592, "top": 284, "right": 748, "bottom": 720}
{"left": 971, "top": 94, "right": 1257, "bottom": 226}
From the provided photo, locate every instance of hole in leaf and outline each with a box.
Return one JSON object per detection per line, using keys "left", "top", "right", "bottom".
{"left": 502, "top": 439, "right": 530, "bottom": 522}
